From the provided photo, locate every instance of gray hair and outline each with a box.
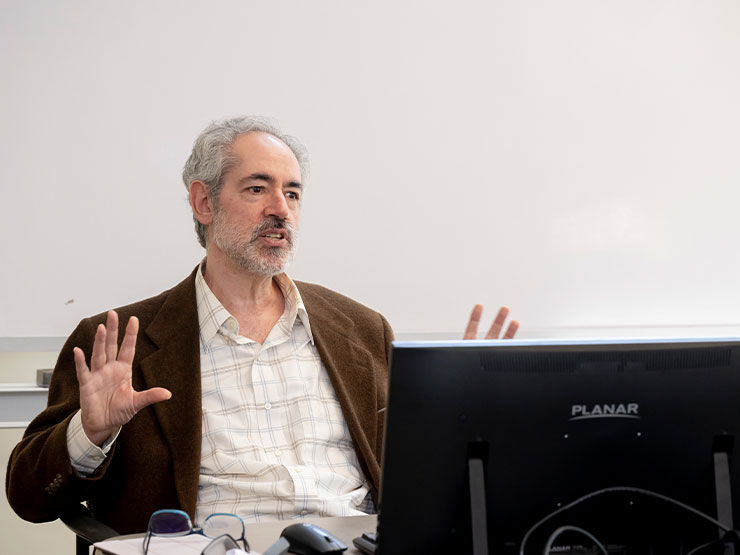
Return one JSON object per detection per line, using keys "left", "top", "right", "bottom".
{"left": 182, "top": 115, "right": 309, "bottom": 248}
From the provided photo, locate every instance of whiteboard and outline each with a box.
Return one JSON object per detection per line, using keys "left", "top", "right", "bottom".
{"left": 2, "top": 0, "right": 740, "bottom": 338}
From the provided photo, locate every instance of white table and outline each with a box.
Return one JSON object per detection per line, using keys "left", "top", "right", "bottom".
{"left": 94, "top": 514, "right": 377, "bottom": 554}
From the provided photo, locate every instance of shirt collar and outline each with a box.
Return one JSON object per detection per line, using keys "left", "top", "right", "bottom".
{"left": 195, "top": 260, "right": 314, "bottom": 346}
{"left": 272, "top": 273, "right": 314, "bottom": 344}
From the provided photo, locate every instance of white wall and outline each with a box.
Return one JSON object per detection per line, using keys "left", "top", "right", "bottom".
{"left": 2, "top": 1, "right": 740, "bottom": 340}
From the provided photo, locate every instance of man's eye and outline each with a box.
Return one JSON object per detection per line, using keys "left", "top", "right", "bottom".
{"left": 248, "top": 186, "right": 263, "bottom": 193}
{"left": 286, "top": 191, "right": 300, "bottom": 200}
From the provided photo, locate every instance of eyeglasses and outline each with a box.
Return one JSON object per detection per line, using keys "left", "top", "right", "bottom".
{"left": 142, "top": 509, "right": 249, "bottom": 555}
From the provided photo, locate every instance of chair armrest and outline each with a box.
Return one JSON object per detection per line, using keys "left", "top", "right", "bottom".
{"left": 60, "top": 503, "right": 120, "bottom": 544}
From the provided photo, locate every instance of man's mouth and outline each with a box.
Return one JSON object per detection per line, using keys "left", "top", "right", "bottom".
{"left": 256, "top": 226, "right": 291, "bottom": 246}
{"left": 251, "top": 217, "right": 294, "bottom": 247}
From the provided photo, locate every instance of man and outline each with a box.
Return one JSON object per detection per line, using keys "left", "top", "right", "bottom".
{"left": 6, "top": 116, "right": 517, "bottom": 534}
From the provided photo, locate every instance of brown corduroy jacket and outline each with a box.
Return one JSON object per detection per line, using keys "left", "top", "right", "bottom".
{"left": 5, "top": 267, "right": 392, "bottom": 534}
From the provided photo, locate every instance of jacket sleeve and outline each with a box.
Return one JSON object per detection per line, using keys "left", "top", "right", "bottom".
{"left": 5, "top": 317, "right": 117, "bottom": 523}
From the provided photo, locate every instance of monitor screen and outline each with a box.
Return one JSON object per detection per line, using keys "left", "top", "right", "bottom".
{"left": 376, "top": 338, "right": 740, "bottom": 554}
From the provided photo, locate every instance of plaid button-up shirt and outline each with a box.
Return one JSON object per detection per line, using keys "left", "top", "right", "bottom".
{"left": 194, "top": 265, "right": 371, "bottom": 523}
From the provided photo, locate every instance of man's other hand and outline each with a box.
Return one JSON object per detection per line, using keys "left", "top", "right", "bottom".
{"left": 73, "top": 310, "right": 172, "bottom": 446}
{"left": 463, "top": 305, "right": 519, "bottom": 340}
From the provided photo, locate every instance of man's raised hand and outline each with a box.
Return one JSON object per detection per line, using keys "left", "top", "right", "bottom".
{"left": 73, "top": 310, "right": 171, "bottom": 446}
{"left": 463, "top": 305, "right": 519, "bottom": 340}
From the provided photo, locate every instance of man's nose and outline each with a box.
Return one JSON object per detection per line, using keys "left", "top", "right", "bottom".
{"left": 265, "top": 190, "right": 290, "bottom": 219}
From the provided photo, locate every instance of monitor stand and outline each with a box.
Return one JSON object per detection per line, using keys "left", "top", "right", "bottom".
{"left": 468, "top": 457, "right": 489, "bottom": 555}
{"left": 714, "top": 447, "right": 735, "bottom": 555}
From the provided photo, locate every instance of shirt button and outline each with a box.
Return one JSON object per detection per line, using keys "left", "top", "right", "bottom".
{"left": 264, "top": 402, "right": 272, "bottom": 410}
{"left": 300, "top": 510, "right": 309, "bottom": 516}
{"left": 274, "top": 448, "right": 281, "bottom": 457}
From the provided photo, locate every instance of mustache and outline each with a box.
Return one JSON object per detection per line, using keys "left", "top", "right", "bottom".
{"left": 251, "top": 216, "right": 294, "bottom": 245}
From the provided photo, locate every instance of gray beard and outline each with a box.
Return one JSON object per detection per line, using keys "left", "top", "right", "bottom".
{"left": 211, "top": 214, "right": 297, "bottom": 277}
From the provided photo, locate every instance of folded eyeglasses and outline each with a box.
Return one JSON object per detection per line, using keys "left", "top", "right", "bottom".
{"left": 142, "top": 509, "right": 249, "bottom": 555}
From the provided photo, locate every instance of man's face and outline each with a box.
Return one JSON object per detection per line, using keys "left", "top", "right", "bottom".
{"left": 209, "top": 132, "right": 302, "bottom": 276}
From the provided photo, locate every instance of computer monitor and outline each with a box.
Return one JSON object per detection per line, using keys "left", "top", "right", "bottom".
{"left": 376, "top": 338, "right": 740, "bottom": 554}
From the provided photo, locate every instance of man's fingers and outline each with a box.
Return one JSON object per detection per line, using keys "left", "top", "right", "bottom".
{"left": 484, "top": 306, "right": 510, "bottom": 339}
{"left": 133, "top": 387, "right": 172, "bottom": 413}
{"left": 90, "top": 324, "right": 107, "bottom": 371}
{"left": 73, "top": 347, "right": 90, "bottom": 385}
{"left": 503, "top": 320, "right": 519, "bottom": 339}
{"left": 463, "top": 304, "right": 484, "bottom": 339}
{"left": 118, "top": 316, "right": 139, "bottom": 364}
{"left": 104, "top": 311, "right": 119, "bottom": 362}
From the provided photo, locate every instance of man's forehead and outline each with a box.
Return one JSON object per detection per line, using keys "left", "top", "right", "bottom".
{"left": 228, "top": 132, "right": 301, "bottom": 177}
{"left": 233, "top": 131, "right": 295, "bottom": 159}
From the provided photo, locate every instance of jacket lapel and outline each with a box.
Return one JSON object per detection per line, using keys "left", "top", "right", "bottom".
{"left": 139, "top": 269, "right": 202, "bottom": 518}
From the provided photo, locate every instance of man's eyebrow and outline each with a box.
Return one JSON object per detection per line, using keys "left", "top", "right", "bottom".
{"left": 238, "top": 173, "right": 303, "bottom": 189}
{"left": 240, "top": 173, "right": 273, "bottom": 184}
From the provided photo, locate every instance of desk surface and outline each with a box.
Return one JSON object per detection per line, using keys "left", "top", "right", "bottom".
{"left": 94, "top": 514, "right": 377, "bottom": 554}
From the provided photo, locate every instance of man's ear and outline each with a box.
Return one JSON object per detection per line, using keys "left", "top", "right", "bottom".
{"left": 189, "top": 181, "right": 214, "bottom": 226}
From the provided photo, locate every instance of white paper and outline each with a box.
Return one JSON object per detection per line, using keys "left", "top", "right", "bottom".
{"left": 94, "top": 534, "right": 260, "bottom": 555}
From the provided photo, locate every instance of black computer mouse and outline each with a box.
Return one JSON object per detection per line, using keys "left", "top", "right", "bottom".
{"left": 280, "top": 522, "right": 348, "bottom": 555}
